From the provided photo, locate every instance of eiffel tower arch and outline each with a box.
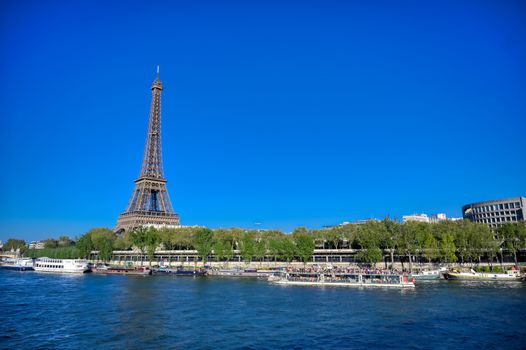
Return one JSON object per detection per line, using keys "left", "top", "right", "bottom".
{"left": 115, "top": 69, "right": 180, "bottom": 233}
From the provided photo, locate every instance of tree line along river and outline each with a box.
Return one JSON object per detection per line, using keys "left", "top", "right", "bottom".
{"left": 9, "top": 220, "right": 526, "bottom": 270}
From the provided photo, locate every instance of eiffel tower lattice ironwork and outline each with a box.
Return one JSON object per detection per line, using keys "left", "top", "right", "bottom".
{"left": 115, "top": 68, "right": 180, "bottom": 233}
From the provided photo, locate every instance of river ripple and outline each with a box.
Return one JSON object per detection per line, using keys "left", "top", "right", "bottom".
{"left": 1, "top": 271, "right": 525, "bottom": 349}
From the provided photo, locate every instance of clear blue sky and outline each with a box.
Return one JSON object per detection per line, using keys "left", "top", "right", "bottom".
{"left": 1, "top": 1, "right": 525, "bottom": 241}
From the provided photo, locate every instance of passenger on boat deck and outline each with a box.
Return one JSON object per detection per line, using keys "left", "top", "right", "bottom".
{"left": 284, "top": 266, "right": 404, "bottom": 275}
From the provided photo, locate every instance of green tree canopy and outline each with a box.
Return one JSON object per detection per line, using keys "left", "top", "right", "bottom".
{"left": 355, "top": 223, "right": 383, "bottom": 266}
{"left": 279, "top": 236, "right": 296, "bottom": 263}
{"left": 294, "top": 232, "right": 315, "bottom": 265}
{"left": 76, "top": 227, "right": 115, "bottom": 261}
{"left": 213, "top": 239, "right": 233, "bottom": 262}
{"left": 144, "top": 227, "right": 160, "bottom": 266}
{"left": 239, "top": 233, "right": 255, "bottom": 263}
{"left": 58, "top": 236, "right": 75, "bottom": 247}
{"left": 2, "top": 238, "right": 26, "bottom": 252}
{"left": 440, "top": 233, "right": 457, "bottom": 264}
{"left": 130, "top": 227, "right": 149, "bottom": 265}
{"left": 114, "top": 231, "right": 133, "bottom": 250}
{"left": 499, "top": 222, "right": 526, "bottom": 265}
{"left": 44, "top": 239, "right": 58, "bottom": 249}
{"left": 398, "top": 222, "right": 419, "bottom": 271}
{"left": 193, "top": 227, "right": 214, "bottom": 263}
{"left": 76, "top": 234, "right": 94, "bottom": 259}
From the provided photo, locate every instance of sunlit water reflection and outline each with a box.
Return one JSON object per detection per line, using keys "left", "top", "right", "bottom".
{"left": 1, "top": 271, "right": 525, "bottom": 349}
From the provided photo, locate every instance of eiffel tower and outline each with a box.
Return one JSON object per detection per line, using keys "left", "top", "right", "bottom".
{"left": 115, "top": 67, "right": 180, "bottom": 233}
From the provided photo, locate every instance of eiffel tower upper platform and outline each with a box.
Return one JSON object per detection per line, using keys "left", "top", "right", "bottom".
{"left": 115, "top": 68, "right": 180, "bottom": 233}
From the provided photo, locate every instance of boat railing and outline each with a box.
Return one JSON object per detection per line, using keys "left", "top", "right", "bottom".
{"left": 279, "top": 271, "right": 410, "bottom": 285}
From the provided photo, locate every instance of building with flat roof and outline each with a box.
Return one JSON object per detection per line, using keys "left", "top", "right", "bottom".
{"left": 402, "top": 214, "right": 430, "bottom": 223}
{"left": 28, "top": 241, "right": 46, "bottom": 250}
{"left": 462, "top": 197, "right": 525, "bottom": 229}
{"left": 430, "top": 213, "right": 447, "bottom": 223}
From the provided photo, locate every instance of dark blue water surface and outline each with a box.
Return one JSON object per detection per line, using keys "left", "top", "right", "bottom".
{"left": 1, "top": 271, "right": 525, "bottom": 349}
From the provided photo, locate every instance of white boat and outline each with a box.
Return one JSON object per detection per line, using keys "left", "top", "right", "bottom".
{"left": 445, "top": 268, "right": 523, "bottom": 281}
{"left": 34, "top": 257, "right": 90, "bottom": 273}
{"left": 411, "top": 268, "right": 447, "bottom": 280}
{"left": 212, "top": 267, "right": 272, "bottom": 278}
{"left": 269, "top": 271, "right": 415, "bottom": 288}
{"left": 0, "top": 257, "right": 34, "bottom": 271}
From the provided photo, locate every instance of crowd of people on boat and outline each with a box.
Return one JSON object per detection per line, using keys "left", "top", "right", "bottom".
{"left": 283, "top": 265, "right": 406, "bottom": 275}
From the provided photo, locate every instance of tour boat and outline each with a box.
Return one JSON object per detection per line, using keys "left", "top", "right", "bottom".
{"left": 268, "top": 271, "right": 415, "bottom": 288}
{"left": 444, "top": 268, "right": 523, "bottom": 281}
{"left": 91, "top": 264, "right": 152, "bottom": 275}
{"left": 213, "top": 267, "right": 272, "bottom": 278}
{"left": 0, "top": 257, "right": 34, "bottom": 271}
{"left": 33, "top": 257, "right": 90, "bottom": 273}
{"left": 411, "top": 268, "right": 447, "bottom": 280}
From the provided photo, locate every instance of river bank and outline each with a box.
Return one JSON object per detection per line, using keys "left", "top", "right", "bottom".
{"left": 91, "top": 259, "right": 524, "bottom": 271}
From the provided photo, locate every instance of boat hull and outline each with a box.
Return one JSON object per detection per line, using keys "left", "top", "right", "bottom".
{"left": 0, "top": 265, "right": 34, "bottom": 271}
{"left": 272, "top": 280, "right": 415, "bottom": 288}
{"left": 445, "top": 272, "right": 522, "bottom": 281}
{"left": 412, "top": 274, "right": 441, "bottom": 281}
{"left": 93, "top": 268, "right": 152, "bottom": 275}
{"left": 34, "top": 267, "right": 88, "bottom": 273}
{"left": 153, "top": 268, "right": 205, "bottom": 276}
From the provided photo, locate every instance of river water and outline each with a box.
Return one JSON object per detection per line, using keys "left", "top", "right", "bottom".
{"left": 1, "top": 271, "right": 525, "bottom": 349}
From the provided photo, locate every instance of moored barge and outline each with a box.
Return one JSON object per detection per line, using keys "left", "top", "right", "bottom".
{"left": 444, "top": 268, "right": 523, "bottom": 281}
{"left": 91, "top": 264, "right": 152, "bottom": 275}
{"left": 152, "top": 267, "right": 206, "bottom": 276}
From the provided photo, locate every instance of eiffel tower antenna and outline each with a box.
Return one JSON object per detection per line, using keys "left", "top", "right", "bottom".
{"left": 115, "top": 70, "right": 180, "bottom": 233}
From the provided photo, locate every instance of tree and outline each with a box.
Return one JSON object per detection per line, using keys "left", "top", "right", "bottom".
{"left": 421, "top": 231, "right": 439, "bottom": 263}
{"left": 499, "top": 222, "right": 526, "bottom": 266}
{"left": 279, "top": 236, "right": 296, "bottom": 263}
{"left": 2, "top": 239, "right": 26, "bottom": 252}
{"left": 473, "top": 224, "right": 494, "bottom": 265}
{"left": 294, "top": 232, "right": 315, "bottom": 265}
{"left": 114, "top": 232, "right": 133, "bottom": 250}
{"left": 239, "top": 233, "right": 255, "bottom": 263}
{"left": 130, "top": 227, "right": 149, "bottom": 266}
{"left": 267, "top": 236, "right": 282, "bottom": 262}
{"left": 212, "top": 228, "right": 236, "bottom": 263}
{"left": 159, "top": 228, "right": 175, "bottom": 250}
{"left": 88, "top": 228, "right": 116, "bottom": 262}
{"left": 324, "top": 227, "right": 343, "bottom": 250}
{"left": 415, "top": 224, "right": 438, "bottom": 263}
{"left": 379, "top": 218, "right": 400, "bottom": 268}
{"left": 253, "top": 238, "right": 267, "bottom": 265}
{"left": 213, "top": 239, "right": 232, "bottom": 263}
{"left": 481, "top": 233, "right": 500, "bottom": 269}
{"left": 144, "top": 228, "right": 160, "bottom": 266}
{"left": 97, "top": 235, "right": 114, "bottom": 262}
{"left": 193, "top": 228, "right": 214, "bottom": 264}
{"left": 397, "top": 222, "right": 419, "bottom": 271}
{"left": 339, "top": 224, "right": 357, "bottom": 249}
{"left": 171, "top": 227, "right": 197, "bottom": 250}
{"left": 44, "top": 239, "right": 58, "bottom": 249}
{"left": 76, "top": 234, "right": 94, "bottom": 259}
{"left": 58, "top": 236, "right": 74, "bottom": 247}
{"left": 440, "top": 233, "right": 457, "bottom": 265}
{"left": 355, "top": 223, "right": 383, "bottom": 266}
{"left": 454, "top": 221, "right": 471, "bottom": 264}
